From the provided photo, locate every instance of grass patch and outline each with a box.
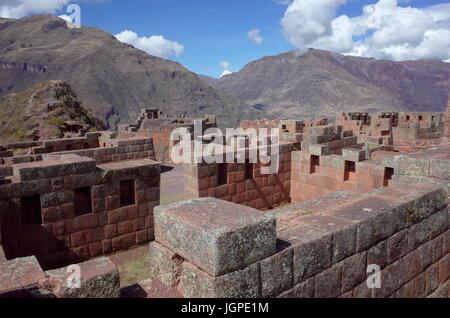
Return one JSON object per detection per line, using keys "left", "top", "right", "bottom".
{"left": 116, "top": 250, "right": 152, "bottom": 288}
{"left": 47, "top": 116, "right": 65, "bottom": 127}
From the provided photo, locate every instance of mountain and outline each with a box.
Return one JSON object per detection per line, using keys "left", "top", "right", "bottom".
{"left": 204, "top": 49, "right": 450, "bottom": 120}
{"left": 197, "top": 74, "right": 219, "bottom": 87}
{"left": 0, "top": 80, "right": 105, "bottom": 143}
{"left": 0, "top": 15, "right": 262, "bottom": 129}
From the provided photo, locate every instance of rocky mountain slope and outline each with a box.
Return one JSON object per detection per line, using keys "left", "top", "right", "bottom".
{"left": 0, "top": 80, "right": 105, "bottom": 143}
{"left": 0, "top": 15, "right": 262, "bottom": 129}
{"left": 204, "top": 49, "right": 450, "bottom": 120}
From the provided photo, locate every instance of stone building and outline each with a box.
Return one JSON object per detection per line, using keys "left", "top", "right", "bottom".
{"left": 0, "top": 107, "right": 449, "bottom": 298}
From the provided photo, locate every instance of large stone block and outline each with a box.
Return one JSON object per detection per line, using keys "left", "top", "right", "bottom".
{"left": 278, "top": 224, "right": 332, "bottom": 284}
{"left": 148, "top": 241, "right": 184, "bottom": 288}
{"left": 45, "top": 257, "right": 120, "bottom": 298}
{"left": 0, "top": 256, "right": 47, "bottom": 298}
{"left": 259, "top": 245, "right": 293, "bottom": 298}
{"left": 178, "top": 261, "right": 260, "bottom": 298}
{"left": 277, "top": 277, "right": 315, "bottom": 298}
{"left": 154, "top": 198, "right": 276, "bottom": 276}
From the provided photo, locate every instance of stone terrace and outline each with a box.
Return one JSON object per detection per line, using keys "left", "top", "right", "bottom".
{"left": 1, "top": 104, "right": 450, "bottom": 298}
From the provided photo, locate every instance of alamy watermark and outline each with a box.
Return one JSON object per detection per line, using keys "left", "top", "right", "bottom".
{"left": 66, "top": 264, "right": 81, "bottom": 289}
{"left": 367, "top": 264, "right": 381, "bottom": 289}
{"left": 170, "top": 120, "right": 280, "bottom": 175}
{"left": 63, "top": 4, "right": 81, "bottom": 29}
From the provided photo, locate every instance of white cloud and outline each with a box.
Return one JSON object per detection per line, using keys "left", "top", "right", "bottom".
{"left": 115, "top": 30, "right": 184, "bottom": 59}
{"left": 281, "top": 0, "right": 450, "bottom": 61}
{"left": 0, "top": 0, "right": 106, "bottom": 19}
{"left": 58, "top": 14, "right": 71, "bottom": 22}
{"left": 248, "top": 28, "right": 263, "bottom": 45}
{"left": 220, "top": 61, "right": 233, "bottom": 77}
{"left": 221, "top": 70, "right": 232, "bottom": 77}
{"left": 0, "top": 0, "right": 71, "bottom": 18}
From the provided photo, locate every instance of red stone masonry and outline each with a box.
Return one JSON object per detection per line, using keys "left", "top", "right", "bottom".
{"left": 0, "top": 154, "right": 160, "bottom": 269}
{"left": 146, "top": 184, "right": 449, "bottom": 298}
{"left": 183, "top": 141, "right": 293, "bottom": 210}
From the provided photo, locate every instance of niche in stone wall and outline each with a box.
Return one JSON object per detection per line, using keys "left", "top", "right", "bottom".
{"left": 344, "top": 161, "right": 356, "bottom": 182}
{"left": 21, "top": 195, "right": 42, "bottom": 224}
{"left": 74, "top": 187, "right": 92, "bottom": 216}
{"left": 120, "top": 180, "right": 135, "bottom": 207}
{"left": 245, "top": 160, "right": 254, "bottom": 180}
{"left": 383, "top": 167, "right": 395, "bottom": 187}
{"left": 218, "top": 163, "right": 228, "bottom": 186}
{"left": 310, "top": 155, "right": 320, "bottom": 174}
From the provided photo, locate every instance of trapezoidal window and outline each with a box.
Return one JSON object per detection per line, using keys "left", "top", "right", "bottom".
{"left": 218, "top": 163, "right": 228, "bottom": 186}
{"left": 344, "top": 161, "right": 356, "bottom": 182}
{"left": 245, "top": 160, "right": 254, "bottom": 180}
{"left": 74, "top": 187, "right": 92, "bottom": 216}
{"left": 406, "top": 115, "right": 410, "bottom": 122}
{"left": 383, "top": 168, "right": 395, "bottom": 187}
{"left": 120, "top": 180, "right": 135, "bottom": 207}
{"left": 21, "top": 195, "right": 42, "bottom": 225}
{"left": 310, "top": 155, "right": 320, "bottom": 174}
{"left": 418, "top": 116, "right": 423, "bottom": 122}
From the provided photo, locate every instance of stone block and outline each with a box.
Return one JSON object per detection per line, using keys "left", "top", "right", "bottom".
{"left": 178, "top": 261, "right": 260, "bottom": 298}
{"left": 46, "top": 257, "right": 120, "bottom": 298}
{"left": 314, "top": 263, "right": 342, "bottom": 298}
{"left": 148, "top": 241, "right": 184, "bottom": 288}
{"left": 0, "top": 256, "right": 47, "bottom": 297}
{"left": 341, "top": 252, "right": 367, "bottom": 293}
{"left": 277, "top": 277, "right": 315, "bottom": 298}
{"left": 260, "top": 245, "right": 293, "bottom": 298}
{"left": 342, "top": 148, "right": 366, "bottom": 162}
{"left": 387, "top": 229, "right": 408, "bottom": 264}
{"left": 154, "top": 198, "right": 276, "bottom": 276}
{"left": 279, "top": 224, "right": 332, "bottom": 284}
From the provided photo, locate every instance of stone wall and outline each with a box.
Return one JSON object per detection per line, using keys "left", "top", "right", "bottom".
{"left": 183, "top": 142, "right": 293, "bottom": 210}
{"left": 290, "top": 149, "right": 388, "bottom": 203}
{"left": 0, "top": 255, "right": 120, "bottom": 298}
{"left": 119, "top": 108, "right": 217, "bottom": 162}
{"left": 0, "top": 154, "right": 160, "bottom": 269}
{"left": 0, "top": 137, "right": 156, "bottom": 170}
{"left": 377, "top": 147, "right": 450, "bottom": 203}
{"left": 148, "top": 185, "right": 449, "bottom": 298}
{"left": 32, "top": 133, "right": 101, "bottom": 155}
{"left": 445, "top": 96, "right": 450, "bottom": 138}
{"left": 120, "top": 125, "right": 193, "bottom": 162}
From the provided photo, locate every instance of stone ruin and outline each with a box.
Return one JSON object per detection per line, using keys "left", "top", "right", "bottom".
{"left": 0, "top": 104, "right": 449, "bottom": 298}
{"left": 118, "top": 108, "right": 217, "bottom": 162}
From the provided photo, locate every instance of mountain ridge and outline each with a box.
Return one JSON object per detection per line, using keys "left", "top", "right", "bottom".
{"left": 0, "top": 15, "right": 262, "bottom": 129}
{"left": 0, "top": 80, "right": 105, "bottom": 143}
{"left": 203, "top": 49, "right": 450, "bottom": 120}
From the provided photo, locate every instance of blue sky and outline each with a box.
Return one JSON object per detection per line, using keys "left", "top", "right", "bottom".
{"left": 2, "top": 0, "right": 450, "bottom": 77}
{"left": 66, "top": 0, "right": 294, "bottom": 77}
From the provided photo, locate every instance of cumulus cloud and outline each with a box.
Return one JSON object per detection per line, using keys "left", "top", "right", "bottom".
{"left": 281, "top": 0, "right": 450, "bottom": 61}
{"left": 0, "top": 0, "right": 71, "bottom": 18}
{"left": 0, "top": 0, "right": 106, "bottom": 19}
{"left": 220, "top": 61, "right": 232, "bottom": 77}
{"left": 248, "top": 28, "right": 263, "bottom": 45}
{"left": 115, "top": 30, "right": 184, "bottom": 59}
